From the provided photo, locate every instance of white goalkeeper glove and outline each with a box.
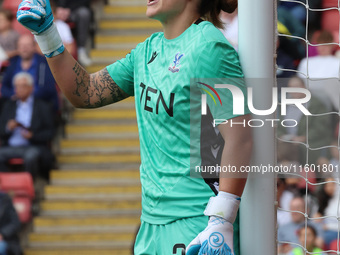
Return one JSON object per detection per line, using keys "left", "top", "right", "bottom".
{"left": 186, "top": 191, "right": 240, "bottom": 255}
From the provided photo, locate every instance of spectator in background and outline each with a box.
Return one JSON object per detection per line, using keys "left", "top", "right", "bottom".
{"left": 0, "top": 178, "right": 22, "bottom": 255}
{"left": 278, "top": 76, "right": 332, "bottom": 166}
{"left": 0, "top": 72, "right": 55, "bottom": 178}
{"left": 0, "top": 9, "right": 20, "bottom": 68}
{"left": 277, "top": 5, "right": 306, "bottom": 60}
{"left": 55, "top": 0, "right": 92, "bottom": 66}
{"left": 278, "top": 0, "right": 322, "bottom": 34}
{"left": 277, "top": 177, "right": 294, "bottom": 227}
{"left": 279, "top": 1, "right": 306, "bottom": 24}
{"left": 1, "top": 35, "right": 59, "bottom": 112}
{"left": 316, "top": 140, "right": 339, "bottom": 180}
{"left": 315, "top": 178, "right": 340, "bottom": 247}
{"left": 298, "top": 30, "right": 340, "bottom": 111}
{"left": 290, "top": 225, "right": 324, "bottom": 255}
{"left": 328, "top": 141, "right": 339, "bottom": 172}
{"left": 276, "top": 37, "right": 296, "bottom": 91}
{"left": 50, "top": 1, "right": 75, "bottom": 57}
{"left": 278, "top": 197, "right": 324, "bottom": 255}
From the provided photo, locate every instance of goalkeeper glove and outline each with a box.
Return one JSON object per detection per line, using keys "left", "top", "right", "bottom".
{"left": 17, "top": 0, "right": 64, "bottom": 58}
{"left": 186, "top": 191, "right": 240, "bottom": 255}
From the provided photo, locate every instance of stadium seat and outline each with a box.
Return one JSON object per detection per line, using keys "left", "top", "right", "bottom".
{"left": 7, "top": 157, "right": 25, "bottom": 172}
{"left": 8, "top": 157, "right": 24, "bottom": 166}
{"left": 0, "top": 172, "right": 35, "bottom": 223}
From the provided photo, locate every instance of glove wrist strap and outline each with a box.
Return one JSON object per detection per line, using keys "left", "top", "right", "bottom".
{"left": 34, "top": 23, "right": 64, "bottom": 58}
{"left": 204, "top": 192, "right": 240, "bottom": 224}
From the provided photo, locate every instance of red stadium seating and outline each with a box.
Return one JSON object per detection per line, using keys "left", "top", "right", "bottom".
{"left": 0, "top": 172, "right": 35, "bottom": 223}
{"left": 8, "top": 158, "right": 24, "bottom": 166}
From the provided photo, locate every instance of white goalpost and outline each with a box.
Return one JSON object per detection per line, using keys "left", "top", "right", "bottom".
{"left": 238, "top": 0, "right": 340, "bottom": 254}
{"left": 238, "top": 0, "right": 277, "bottom": 255}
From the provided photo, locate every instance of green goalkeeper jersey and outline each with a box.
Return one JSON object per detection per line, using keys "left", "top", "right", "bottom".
{"left": 107, "top": 20, "right": 249, "bottom": 224}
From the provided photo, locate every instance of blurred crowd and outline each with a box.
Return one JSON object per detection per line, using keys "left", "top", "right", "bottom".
{"left": 0, "top": 0, "right": 96, "bottom": 181}
{"left": 0, "top": 0, "right": 96, "bottom": 254}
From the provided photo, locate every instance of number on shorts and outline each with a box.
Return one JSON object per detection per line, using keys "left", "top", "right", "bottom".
{"left": 173, "top": 243, "right": 186, "bottom": 255}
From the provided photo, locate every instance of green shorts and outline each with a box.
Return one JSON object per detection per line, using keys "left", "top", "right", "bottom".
{"left": 134, "top": 213, "right": 240, "bottom": 255}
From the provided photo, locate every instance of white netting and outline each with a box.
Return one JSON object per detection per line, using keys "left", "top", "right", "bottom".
{"left": 277, "top": 0, "right": 340, "bottom": 254}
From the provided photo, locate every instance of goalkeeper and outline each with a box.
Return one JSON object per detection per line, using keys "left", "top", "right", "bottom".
{"left": 17, "top": 0, "right": 252, "bottom": 254}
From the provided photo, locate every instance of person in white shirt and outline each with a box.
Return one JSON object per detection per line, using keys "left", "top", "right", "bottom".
{"left": 51, "top": 0, "right": 75, "bottom": 56}
{"left": 297, "top": 30, "right": 340, "bottom": 111}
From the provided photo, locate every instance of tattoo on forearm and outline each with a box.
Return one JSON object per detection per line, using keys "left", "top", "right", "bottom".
{"left": 101, "top": 71, "right": 127, "bottom": 103}
{"left": 72, "top": 62, "right": 129, "bottom": 108}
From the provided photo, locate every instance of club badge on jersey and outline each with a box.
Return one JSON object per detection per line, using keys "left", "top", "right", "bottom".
{"left": 169, "top": 53, "right": 184, "bottom": 73}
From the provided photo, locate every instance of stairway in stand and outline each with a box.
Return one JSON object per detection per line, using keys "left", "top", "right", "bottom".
{"left": 24, "top": 1, "right": 161, "bottom": 254}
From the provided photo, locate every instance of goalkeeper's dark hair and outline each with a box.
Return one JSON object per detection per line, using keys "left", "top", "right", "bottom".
{"left": 199, "top": 0, "right": 237, "bottom": 28}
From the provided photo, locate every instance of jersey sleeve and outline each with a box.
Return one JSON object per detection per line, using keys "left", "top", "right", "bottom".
{"left": 196, "top": 41, "right": 250, "bottom": 121}
{"left": 106, "top": 49, "right": 135, "bottom": 96}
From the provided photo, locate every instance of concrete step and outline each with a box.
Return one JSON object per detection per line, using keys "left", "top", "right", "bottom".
{"left": 95, "top": 42, "right": 137, "bottom": 50}
{"left": 79, "top": 98, "right": 135, "bottom": 109}
{"left": 65, "top": 124, "right": 138, "bottom": 135}
{"left": 50, "top": 170, "right": 140, "bottom": 186}
{"left": 107, "top": 0, "right": 146, "bottom": 6}
{"left": 60, "top": 147, "right": 139, "bottom": 155}
{"left": 90, "top": 58, "right": 120, "bottom": 66}
{"left": 99, "top": 19, "right": 161, "bottom": 30}
{"left": 90, "top": 49, "right": 131, "bottom": 60}
{"left": 65, "top": 98, "right": 135, "bottom": 113}
{"left": 68, "top": 118, "right": 137, "bottom": 127}
{"left": 59, "top": 139, "right": 140, "bottom": 154}
{"left": 28, "top": 232, "right": 133, "bottom": 249}
{"left": 95, "top": 35, "right": 148, "bottom": 50}
{"left": 103, "top": 5, "right": 146, "bottom": 19}
{"left": 65, "top": 132, "right": 139, "bottom": 140}
{"left": 56, "top": 162, "right": 140, "bottom": 170}
{"left": 72, "top": 109, "right": 136, "bottom": 120}
{"left": 104, "top": 5, "right": 146, "bottom": 14}
{"left": 44, "top": 185, "right": 141, "bottom": 201}
{"left": 33, "top": 216, "right": 140, "bottom": 233}
{"left": 86, "top": 64, "right": 107, "bottom": 73}
{"left": 40, "top": 200, "right": 141, "bottom": 216}
{"left": 57, "top": 154, "right": 140, "bottom": 165}
{"left": 29, "top": 232, "right": 134, "bottom": 242}
{"left": 108, "top": 0, "right": 146, "bottom": 6}
{"left": 25, "top": 248, "right": 132, "bottom": 255}
{"left": 59, "top": 138, "right": 140, "bottom": 155}
{"left": 97, "top": 28, "right": 158, "bottom": 36}
{"left": 60, "top": 139, "right": 139, "bottom": 148}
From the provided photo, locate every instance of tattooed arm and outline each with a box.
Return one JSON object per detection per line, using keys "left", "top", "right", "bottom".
{"left": 46, "top": 50, "right": 129, "bottom": 108}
